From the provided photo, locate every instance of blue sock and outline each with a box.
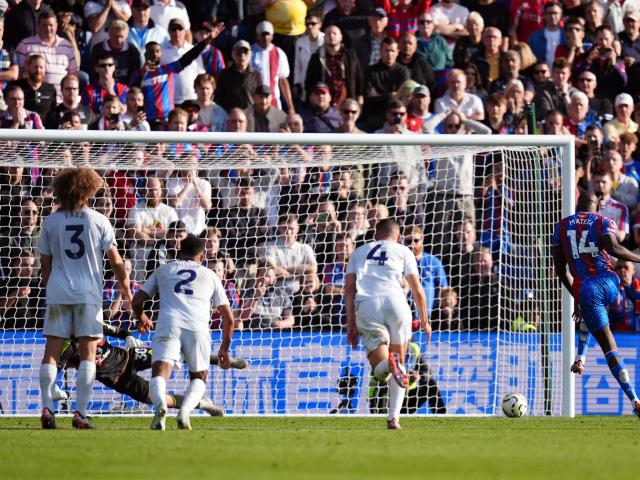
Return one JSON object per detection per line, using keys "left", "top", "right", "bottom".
{"left": 576, "top": 321, "right": 591, "bottom": 363}
{"left": 605, "top": 351, "right": 639, "bottom": 403}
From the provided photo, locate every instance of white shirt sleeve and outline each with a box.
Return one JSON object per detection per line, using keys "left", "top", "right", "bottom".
{"left": 403, "top": 250, "right": 419, "bottom": 277}
{"left": 210, "top": 274, "right": 230, "bottom": 309}
{"left": 277, "top": 47, "right": 290, "bottom": 80}
{"left": 141, "top": 270, "right": 159, "bottom": 297}
{"left": 99, "top": 216, "right": 116, "bottom": 252}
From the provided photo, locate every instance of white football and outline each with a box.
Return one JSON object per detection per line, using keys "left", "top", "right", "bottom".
{"left": 502, "top": 393, "right": 528, "bottom": 418}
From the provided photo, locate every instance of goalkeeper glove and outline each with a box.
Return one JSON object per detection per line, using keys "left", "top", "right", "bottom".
{"left": 125, "top": 336, "right": 144, "bottom": 349}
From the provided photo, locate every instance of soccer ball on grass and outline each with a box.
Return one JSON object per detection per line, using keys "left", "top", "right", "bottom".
{"left": 501, "top": 393, "right": 528, "bottom": 418}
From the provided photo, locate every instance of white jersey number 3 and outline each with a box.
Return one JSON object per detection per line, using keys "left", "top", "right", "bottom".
{"left": 567, "top": 230, "right": 598, "bottom": 259}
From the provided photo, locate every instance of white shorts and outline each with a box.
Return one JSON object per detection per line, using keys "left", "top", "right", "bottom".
{"left": 43, "top": 304, "right": 104, "bottom": 339}
{"left": 356, "top": 296, "right": 412, "bottom": 354}
{"left": 152, "top": 326, "right": 211, "bottom": 373}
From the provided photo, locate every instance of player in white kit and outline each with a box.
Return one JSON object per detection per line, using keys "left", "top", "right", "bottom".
{"left": 132, "top": 234, "right": 235, "bottom": 430}
{"left": 345, "top": 218, "right": 431, "bottom": 430}
{"left": 39, "top": 168, "right": 133, "bottom": 429}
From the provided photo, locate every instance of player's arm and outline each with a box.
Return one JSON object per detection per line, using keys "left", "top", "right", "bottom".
{"left": 602, "top": 234, "right": 640, "bottom": 263}
{"left": 131, "top": 289, "right": 153, "bottom": 333}
{"left": 551, "top": 244, "right": 574, "bottom": 295}
{"left": 216, "top": 304, "right": 235, "bottom": 369}
{"left": 106, "top": 245, "right": 133, "bottom": 304}
{"left": 406, "top": 273, "right": 431, "bottom": 344}
{"left": 102, "top": 321, "right": 143, "bottom": 348}
{"left": 345, "top": 273, "right": 358, "bottom": 348}
{"left": 40, "top": 254, "right": 52, "bottom": 286}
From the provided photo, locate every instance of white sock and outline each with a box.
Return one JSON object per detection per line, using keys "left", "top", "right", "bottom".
{"left": 150, "top": 376, "right": 167, "bottom": 411}
{"left": 39, "top": 363, "right": 57, "bottom": 411}
{"left": 388, "top": 380, "right": 406, "bottom": 422}
{"left": 374, "top": 360, "right": 390, "bottom": 382}
{"left": 76, "top": 360, "right": 96, "bottom": 416}
{"left": 179, "top": 378, "right": 206, "bottom": 418}
{"left": 51, "top": 383, "right": 65, "bottom": 399}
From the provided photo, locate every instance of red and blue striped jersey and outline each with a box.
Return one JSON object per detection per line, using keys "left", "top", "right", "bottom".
{"left": 552, "top": 212, "right": 617, "bottom": 294}
{"left": 130, "top": 61, "right": 182, "bottom": 121}
{"left": 81, "top": 82, "right": 129, "bottom": 114}
{"left": 201, "top": 46, "right": 225, "bottom": 77}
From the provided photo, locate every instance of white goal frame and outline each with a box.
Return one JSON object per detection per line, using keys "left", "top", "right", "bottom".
{"left": 0, "top": 130, "right": 575, "bottom": 417}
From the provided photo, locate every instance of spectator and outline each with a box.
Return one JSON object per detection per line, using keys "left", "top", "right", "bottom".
{"left": 263, "top": 0, "right": 311, "bottom": 72}
{"left": 453, "top": 11, "right": 484, "bottom": 69}
{"left": 469, "top": 27, "right": 504, "bottom": 91}
{"left": 209, "top": 257, "right": 242, "bottom": 330}
{"left": 0, "top": 16, "right": 19, "bottom": 95}
{"left": 0, "top": 198, "right": 41, "bottom": 277}
{"left": 460, "top": 246, "right": 502, "bottom": 330}
{"left": 12, "top": 54, "right": 56, "bottom": 120}
{"left": 564, "top": 90, "right": 602, "bottom": 147}
{"left": 166, "top": 153, "right": 212, "bottom": 235}
{"left": 0, "top": 85, "right": 44, "bottom": 129}
{"left": 484, "top": 92, "right": 509, "bottom": 134}
{"left": 196, "top": 22, "right": 226, "bottom": 78}
{"left": 102, "top": 257, "right": 140, "bottom": 329}
{"left": 240, "top": 262, "right": 295, "bottom": 329}
{"left": 89, "top": 93, "right": 126, "bottom": 130}
{"left": 127, "top": 176, "right": 179, "bottom": 281}
{"left": 480, "top": 161, "right": 512, "bottom": 254}
{"left": 345, "top": 202, "right": 369, "bottom": 243}
{"left": 556, "top": 17, "right": 588, "bottom": 65}
{"left": 128, "top": 0, "right": 169, "bottom": 64}
{"left": 301, "top": 82, "right": 342, "bottom": 133}
{"left": 431, "top": 0, "right": 470, "bottom": 48}
{"left": 528, "top": 1, "right": 565, "bottom": 66}
{"left": 120, "top": 86, "right": 150, "bottom": 131}
{"left": 323, "top": 0, "right": 369, "bottom": 46}
{"left": 575, "top": 69, "right": 613, "bottom": 123}
{"left": 430, "top": 286, "right": 459, "bottom": 330}
{"left": 403, "top": 225, "right": 448, "bottom": 318}
{"left": 204, "top": 227, "right": 236, "bottom": 281}
{"left": 305, "top": 25, "right": 364, "bottom": 107}
{"left": 363, "top": 36, "right": 410, "bottom": 130}
{"left": 352, "top": 8, "right": 388, "bottom": 69}
{"left": 45, "top": 73, "right": 95, "bottom": 129}
{"left": 250, "top": 21, "right": 295, "bottom": 114}
{"left": 334, "top": 97, "right": 366, "bottom": 133}
{"left": 90, "top": 19, "right": 141, "bottom": 84}
{"left": 574, "top": 25, "right": 627, "bottom": 101}
{"left": 584, "top": 0, "right": 604, "bottom": 44}
{"left": 82, "top": 51, "right": 129, "bottom": 114}
{"left": 407, "top": 85, "right": 433, "bottom": 129}
{"left": 193, "top": 73, "right": 227, "bottom": 132}
{"left": 15, "top": 9, "right": 80, "bottom": 101}
{"left": 592, "top": 170, "right": 629, "bottom": 242}
{"left": 0, "top": 249, "right": 42, "bottom": 329}
{"left": 245, "top": 84, "right": 287, "bottom": 133}
{"left": 510, "top": 0, "right": 544, "bottom": 44}
{"left": 146, "top": 219, "right": 188, "bottom": 271}
{"left": 5, "top": 1, "right": 45, "bottom": 51}
{"left": 130, "top": 32, "right": 213, "bottom": 127}
{"left": 215, "top": 40, "right": 262, "bottom": 112}
{"left": 463, "top": 62, "right": 488, "bottom": 102}
{"left": 380, "top": 0, "right": 430, "bottom": 39}
{"left": 610, "top": 259, "right": 640, "bottom": 331}
{"left": 293, "top": 272, "right": 323, "bottom": 329}
{"left": 397, "top": 31, "right": 435, "bottom": 94}
{"left": 467, "top": 0, "right": 510, "bottom": 39}
{"left": 416, "top": 11, "right": 452, "bottom": 71}
{"left": 160, "top": 18, "right": 205, "bottom": 105}
{"left": 535, "top": 57, "right": 574, "bottom": 119}
{"left": 294, "top": 14, "right": 324, "bottom": 102}
{"left": 322, "top": 232, "right": 356, "bottom": 324}
{"left": 385, "top": 174, "right": 425, "bottom": 229}
{"left": 605, "top": 93, "right": 639, "bottom": 142}
{"left": 620, "top": 132, "right": 640, "bottom": 184}
{"left": 601, "top": 149, "right": 639, "bottom": 209}
{"left": 149, "top": 0, "right": 191, "bottom": 40}
{"left": 620, "top": 10, "right": 640, "bottom": 64}
{"left": 264, "top": 213, "right": 317, "bottom": 300}
{"left": 434, "top": 68, "right": 485, "bottom": 121}
{"left": 489, "top": 49, "right": 535, "bottom": 102}
{"left": 84, "top": 0, "right": 132, "bottom": 47}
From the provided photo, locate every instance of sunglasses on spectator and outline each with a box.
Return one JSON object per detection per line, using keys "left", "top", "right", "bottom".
{"left": 342, "top": 109, "right": 358, "bottom": 115}
{"left": 98, "top": 63, "right": 115, "bottom": 68}
{"left": 404, "top": 237, "right": 422, "bottom": 244}
{"left": 390, "top": 111, "right": 407, "bottom": 117}
{"left": 419, "top": 19, "right": 433, "bottom": 24}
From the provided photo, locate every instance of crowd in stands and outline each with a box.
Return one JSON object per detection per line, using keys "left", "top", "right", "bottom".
{"left": 1, "top": 0, "right": 640, "bottom": 332}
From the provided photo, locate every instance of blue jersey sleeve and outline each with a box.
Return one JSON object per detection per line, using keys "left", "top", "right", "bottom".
{"left": 551, "top": 221, "right": 561, "bottom": 246}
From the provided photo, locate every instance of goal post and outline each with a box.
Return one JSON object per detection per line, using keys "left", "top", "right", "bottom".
{"left": 0, "top": 130, "right": 576, "bottom": 417}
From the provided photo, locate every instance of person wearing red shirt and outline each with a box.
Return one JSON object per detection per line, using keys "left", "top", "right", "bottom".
{"left": 379, "top": 0, "right": 430, "bottom": 39}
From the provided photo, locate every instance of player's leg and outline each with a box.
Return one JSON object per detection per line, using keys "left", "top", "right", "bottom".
{"left": 571, "top": 319, "right": 591, "bottom": 375}
{"left": 39, "top": 335, "right": 66, "bottom": 429}
{"left": 385, "top": 297, "right": 413, "bottom": 429}
{"left": 177, "top": 329, "right": 212, "bottom": 429}
{"left": 149, "top": 328, "right": 180, "bottom": 430}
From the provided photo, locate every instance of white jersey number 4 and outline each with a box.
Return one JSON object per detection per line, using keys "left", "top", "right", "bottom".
{"left": 366, "top": 244, "right": 388, "bottom": 265}
{"left": 567, "top": 230, "right": 598, "bottom": 259}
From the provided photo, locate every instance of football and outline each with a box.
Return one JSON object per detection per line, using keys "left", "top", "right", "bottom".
{"left": 501, "top": 393, "right": 528, "bottom": 418}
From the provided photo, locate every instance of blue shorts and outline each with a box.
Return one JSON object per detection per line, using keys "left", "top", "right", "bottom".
{"left": 579, "top": 273, "right": 620, "bottom": 332}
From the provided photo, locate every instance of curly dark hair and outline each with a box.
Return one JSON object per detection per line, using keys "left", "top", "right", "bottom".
{"left": 53, "top": 168, "right": 103, "bottom": 212}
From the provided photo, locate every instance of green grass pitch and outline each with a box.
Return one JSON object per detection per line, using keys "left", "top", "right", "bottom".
{"left": 0, "top": 416, "right": 637, "bottom": 480}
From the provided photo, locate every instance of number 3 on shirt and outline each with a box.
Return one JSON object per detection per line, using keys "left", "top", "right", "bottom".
{"left": 174, "top": 269, "right": 197, "bottom": 295}
{"left": 64, "top": 225, "right": 85, "bottom": 259}
{"left": 567, "top": 230, "right": 598, "bottom": 259}
{"left": 367, "top": 244, "right": 388, "bottom": 265}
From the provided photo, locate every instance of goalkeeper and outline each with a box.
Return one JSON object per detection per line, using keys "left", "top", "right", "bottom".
{"left": 368, "top": 341, "right": 446, "bottom": 415}
{"left": 53, "top": 322, "right": 247, "bottom": 415}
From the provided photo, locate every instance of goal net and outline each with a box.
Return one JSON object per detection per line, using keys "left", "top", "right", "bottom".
{"left": 0, "top": 130, "right": 575, "bottom": 416}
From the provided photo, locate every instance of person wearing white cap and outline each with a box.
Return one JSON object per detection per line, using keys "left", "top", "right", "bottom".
{"left": 605, "top": 93, "right": 639, "bottom": 141}
{"left": 250, "top": 20, "right": 295, "bottom": 114}
{"left": 215, "top": 40, "right": 262, "bottom": 112}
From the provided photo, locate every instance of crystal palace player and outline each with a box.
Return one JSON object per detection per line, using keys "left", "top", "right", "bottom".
{"left": 39, "top": 168, "right": 133, "bottom": 430}
{"left": 133, "top": 234, "right": 235, "bottom": 430}
{"left": 54, "top": 322, "right": 247, "bottom": 415}
{"left": 552, "top": 193, "right": 640, "bottom": 417}
{"left": 345, "top": 218, "right": 431, "bottom": 430}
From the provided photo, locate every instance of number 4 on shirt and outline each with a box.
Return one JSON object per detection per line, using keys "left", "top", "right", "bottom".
{"left": 567, "top": 230, "right": 598, "bottom": 259}
{"left": 367, "top": 244, "right": 388, "bottom": 266}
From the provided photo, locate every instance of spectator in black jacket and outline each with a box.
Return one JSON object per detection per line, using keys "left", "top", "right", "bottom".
{"left": 90, "top": 19, "right": 141, "bottom": 84}
{"left": 323, "top": 0, "right": 370, "bottom": 46}
{"left": 45, "top": 73, "right": 95, "bottom": 129}
{"left": 12, "top": 53, "right": 56, "bottom": 119}
{"left": 215, "top": 40, "right": 262, "bottom": 113}
{"left": 3, "top": 0, "right": 44, "bottom": 51}
{"left": 305, "top": 25, "right": 364, "bottom": 107}
{"left": 398, "top": 31, "right": 435, "bottom": 94}
{"left": 301, "top": 82, "right": 342, "bottom": 133}
{"left": 352, "top": 8, "right": 388, "bottom": 69}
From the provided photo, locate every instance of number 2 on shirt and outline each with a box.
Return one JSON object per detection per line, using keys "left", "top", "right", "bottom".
{"left": 174, "top": 269, "right": 197, "bottom": 295}
{"left": 567, "top": 230, "right": 598, "bottom": 259}
{"left": 366, "top": 244, "right": 388, "bottom": 266}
